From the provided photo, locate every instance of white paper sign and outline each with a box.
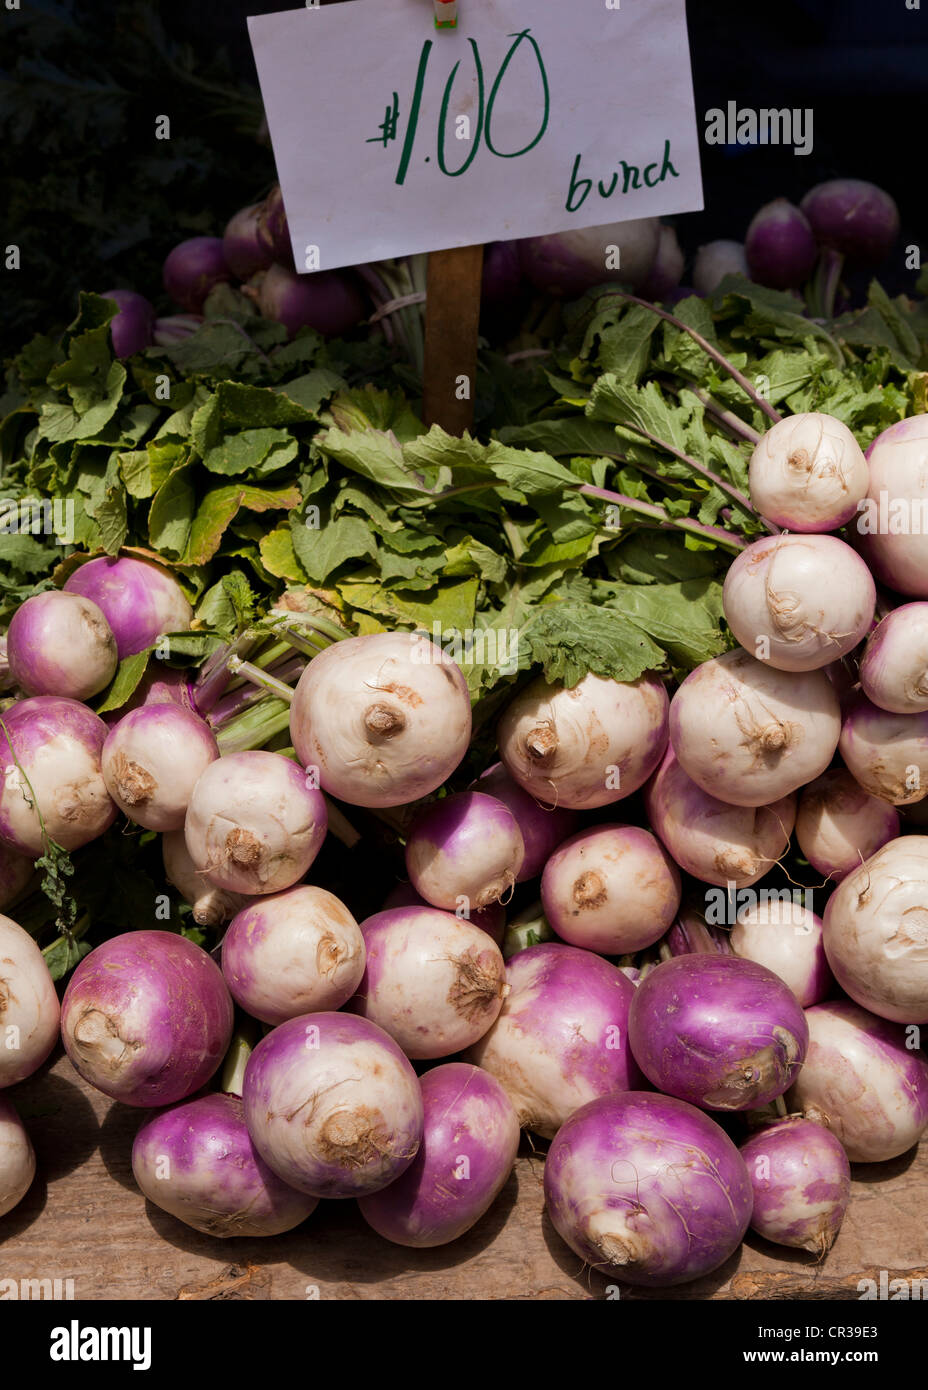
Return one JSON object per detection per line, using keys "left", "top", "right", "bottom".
{"left": 249, "top": 0, "right": 704, "bottom": 271}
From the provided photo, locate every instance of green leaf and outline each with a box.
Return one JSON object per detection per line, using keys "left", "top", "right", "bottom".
{"left": 496, "top": 417, "right": 621, "bottom": 459}
{"left": 149, "top": 466, "right": 195, "bottom": 558}
{"left": 95, "top": 648, "right": 153, "bottom": 714}
{"left": 524, "top": 600, "right": 665, "bottom": 687}
{"left": 183, "top": 483, "right": 301, "bottom": 566}
{"left": 292, "top": 512, "right": 378, "bottom": 584}
{"left": 601, "top": 579, "right": 729, "bottom": 669}
{"left": 259, "top": 525, "right": 308, "bottom": 582}
{"left": 43, "top": 935, "right": 92, "bottom": 983}
{"left": 339, "top": 577, "right": 478, "bottom": 634}
{"left": 201, "top": 425, "right": 299, "bottom": 478}
{"left": 486, "top": 443, "right": 580, "bottom": 497}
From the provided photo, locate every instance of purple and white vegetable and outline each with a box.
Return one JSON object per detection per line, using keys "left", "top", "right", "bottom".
{"left": 518, "top": 217, "right": 660, "bottom": 297}
{"left": 358, "top": 1063, "right": 519, "bottom": 1247}
{"left": 801, "top": 179, "right": 899, "bottom": 266}
{"left": 730, "top": 897, "right": 832, "bottom": 1008}
{"left": 740, "top": 1117, "right": 851, "bottom": 1256}
{"left": 498, "top": 670, "right": 669, "bottom": 811}
{"left": 0, "top": 842, "right": 34, "bottom": 911}
{"left": 162, "top": 236, "right": 232, "bottom": 313}
{"left": 838, "top": 694, "right": 928, "bottom": 806}
{"left": 645, "top": 747, "right": 796, "bottom": 888}
{"left": 252, "top": 264, "right": 365, "bottom": 338}
{"left": 242, "top": 1012, "right": 423, "bottom": 1198}
{"left": 787, "top": 1000, "right": 928, "bottom": 1162}
{"left": 0, "top": 913, "right": 60, "bottom": 1086}
{"left": 0, "top": 697, "right": 116, "bottom": 855}
{"left": 257, "top": 185, "right": 292, "bottom": 265}
{"left": 102, "top": 705, "right": 219, "bottom": 832}
{"left": 0, "top": 1095, "right": 35, "bottom": 1219}
{"left": 222, "top": 203, "right": 275, "bottom": 280}
{"left": 692, "top": 239, "right": 749, "bottom": 296}
{"left": 476, "top": 762, "right": 578, "bottom": 881}
{"left": 132, "top": 1092, "right": 318, "bottom": 1237}
{"left": 63, "top": 555, "right": 193, "bottom": 659}
{"left": 60, "top": 930, "right": 233, "bottom": 1106}
{"left": 349, "top": 905, "right": 507, "bottom": 1059}
{"left": 796, "top": 767, "right": 900, "bottom": 882}
{"left": 747, "top": 412, "right": 870, "bottom": 533}
{"left": 184, "top": 750, "right": 327, "bottom": 896}
{"left": 823, "top": 835, "right": 928, "bottom": 1023}
{"left": 541, "top": 823, "right": 680, "bottom": 955}
{"left": 544, "top": 1091, "right": 752, "bottom": 1286}
{"left": 381, "top": 880, "right": 505, "bottom": 945}
{"left": 857, "top": 416, "right": 928, "bottom": 598}
{"left": 162, "top": 829, "right": 251, "bottom": 928}
{"left": 466, "top": 943, "right": 641, "bottom": 1138}
{"left": 222, "top": 885, "right": 366, "bottom": 1025}
{"left": 859, "top": 604, "right": 928, "bottom": 714}
{"left": 6, "top": 591, "right": 117, "bottom": 700}
{"left": 152, "top": 313, "right": 203, "bottom": 347}
{"left": 745, "top": 199, "right": 817, "bottom": 290}
{"left": 669, "top": 649, "right": 841, "bottom": 807}
{"left": 629, "top": 955, "right": 808, "bottom": 1110}
{"left": 722, "top": 534, "right": 875, "bottom": 672}
{"left": 290, "top": 632, "right": 472, "bottom": 809}
{"left": 101, "top": 289, "right": 155, "bottom": 358}
{"left": 404, "top": 792, "right": 524, "bottom": 911}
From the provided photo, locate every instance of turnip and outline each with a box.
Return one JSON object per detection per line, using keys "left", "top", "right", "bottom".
{"left": 465, "top": 943, "right": 641, "bottom": 1138}
{"left": 382, "top": 880, "right": 505, "bottom": 945}
{"left": 540, "top": 824, "right": 680, "bottom": 955}
{"left": 692, "top": 239, "right": 749, "bottom": 296}
{"left": 102, "top": 705, "right": 219, "bottom": 832}
{"left": 252, "top": 264, "right": 365, "bottom": 338}
{"left": 257, "top": 185, "right": 292, "bottom": 265}
{"left": 640, "top": 224, "right": 684, "bottom": 301}
{"left": 822, "top": 835, "right": 928, "bottom": 1023}
{"left": 498, "top": 670, "right": 669, "bottom": 811}
{"left": 101, "top": 289, "right": 155, "bottom": 358}
{"left": 730, "top": 898, "right": 832, "bottom": 1008}
{"left": 740, "top": 1117, "right": 851, "bottom": 1256}
{"left": 241, "top": 1012, "right": 423, "bottom": 1198}
{"left": 222, "top": 203, "right": 275, "bottom": 280}
{"left": 184, "top": 750, "right": 327, "bottom": 896}
{"left": 747, "top": 411, "right": 870, "bottom": 534}
{"left": 0, "top": 913, "right": 60, "bottom": 1086}
{"left": 645, "top": 746, "right": 796, "bottom": 888}
{"left": 358, "top": 1063, "right": 519, "bottom": 1247}
{"left": 476, "top": 762, "right": 578, "bottom": 881}
{"left": 64, "top": 555, "right": 193, "bottom": 659}
{"left": 787, "top": 1000, "right": 928, "bottom": 1162}
{"left": 290, "top": 631, "right": 471, "bottom": 809}
{"left": 838, "top": 694, "right": 928, "bottom": 806}
{"left": 60, "top": 930, "right": 233, "bottom": 1106}
{"left": 723, "top": 534, "right": 874, "bottom": 673}
{"left": 162, "top": 829, "right": 250, "bottom": 928}
{"left": 6, "top": 591, "right": 117, "bottom": 700}
{"left": 856, "top": 415, "right": 928, "bottom": 597}
{"left": 745, "top": 199, "right": 817, "bottom": 290}
{"left": 0, "top": 842, "right": 35, "bottom": 911}
{"left": 801, "top": 179, "right": 899, "bottom": 266}
{"left": 132, "top": 1092, "right": 318, "bottom": 1238}
{"left": 0, "top": 697, "right": 116, "bottom": 855}
{"left": 152, "top": 313, "right": 203, "bottom": 347}
{"left": 0, "top": 1095, "right": 35, "bottom": 1219}
{"left": 859, "top": 604, "right": 928, "bottom": 714}
{"left": 404, "top": 792, "right": 524, "bottom": 911}
{"left": 518, "top": 217, "right": 661, "bottom": 297}
{"left": 221, "top": 885, "right": 366, "bottom": 1025}
{"left": 544, "top": 1091, "right": 752, "bottom": 1286}
{"left": 796, "top": 767, "right": 900, "bottom": 881}
{"left": 629, "top": 955, "right": 808, "bottom": 1110}
{"left": 669, "top": 649, "right": 841, "bottom": 807}
{"left": 162, "top": 236, "right": 232, "bottom": 313}
{"left": 349, "top": 905, "right": 507, "bottom": 1059}
{"left": 665, "top": 905, "right": 734, "bottom": 957}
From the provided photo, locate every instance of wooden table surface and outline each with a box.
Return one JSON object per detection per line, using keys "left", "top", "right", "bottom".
{"left": 2, "top": 1051, "right": 926, "bottom": 1301}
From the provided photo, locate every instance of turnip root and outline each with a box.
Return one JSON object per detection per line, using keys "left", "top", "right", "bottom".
{"left": 796, "top": 767, "right": 900, "bottom": 881}
{"left": 404, "top": 792, "right": 524, "bottom": 911}
{"left": 669, "top": 649, "right": 841, "bottom": 807}
{"left": 857, "top": 415, "right": 928, "bottom": 597}
{"left": 6, "top": 592, "right": 117, "bottom": 700}
{"left": 740, "top": 1117, "right": 850, "bottom": 1256}
{"left": 0, "top": 1095, "right": 35, "bottom": 1219}
{"left": 730, "top": 898, "right": 832, "bottom": 1008}
{"left": 162, "top": 830, "right": 250, "bottom": 927}
{"left": 476, "top": 762, "right": 578, "bottom": 881}
{"left": 0, "top": 913, "right": 60, "bottom": 1087}
{"left": 747, "top": 412, "right": 869, "bottom": 533}
{"left": 102, "top": 705, "right": 219, "bottom": 832}
{"left": 838, "top": 694, "right": 928, "bottom": 806}
{"left": 381, "top": 881, "right": 505, "bottom": 945}
{"left": 859, "top": 603, "right": 928, "bottom": 714}
{"left": 498, "top": 670, "right": 669, "bottom": 811}
{"left": 64, "top": 555, "right": 193, "bottom": 659}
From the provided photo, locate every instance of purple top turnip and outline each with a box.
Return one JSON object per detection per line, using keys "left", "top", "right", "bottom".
{"left": 241, "top": 1012, "right": 424, "bottom": 1198}
{"left": 6, "top": 591, "right": 117, "bottom": 700}
{"left": 859, "top": 603, "right": 928, "bottom": 714}
{"left": 222, "top": 203, "right": 275, "bottom": 280}
{"left": 639, "top": 224, "right": 685, "bottom": 301}
{"left": 0, "top": 913, "right": 60, "bottom": 1087}
{"left": 404, "top": 791, "right": 524, "bottom": 912}
{"left": 838, "top": 693, "right": 928, "bottom": 806}
{"left": 740, "top": 1117, "right": 850, "bottom": 1256}
{"left": 800, "top": 179, "right": 899, "bottom": 267}
{"left": 465, "top": 943, "right": 642, "bottom": 1138}
{"left": 480, "top": 240, "right": 524, "bottom": 309}
{"left": 692, "top": 239, "right": 748, "bottom": 296}
{"left": 132, "top": 1092, "right": 318, "bottom": 1238}
{"left": 252, "top": 264, "right": 365, "bottom": 339}
{"left": 796, "top": 767, "right": 900, "bottom": 882}
{"left": 102, "top": 705, "right": 219, "bottom": 832}
{"left": 101, "top": 289, "right": 155, "bottom": 358}
{"left": 543, "top": 1091, "right": 753, "bottom": 1286}
{"left": 221, "top": 885, "right": 366, "bottom": 1025}
{"left": 0, "top": 1094, "right": 36, "bottom": 1219}
{"left": 162, "top": 236, "right": 232, "bottom": 313}
{"left": 856, "top": 416, "right": 928, "bottom": 598}
{"left": 63, "top": 555, "right": 193, "bottom": 659}
{"left": 152, "top": 314, "right": 203, "bottom": 347}
{"left": 358, "top": 1062, "right": 519, "bottom": 1248}
{"left": 629, "top": 954, "right": 808, "bottom": 1111}
{"left": 0, "top": 696, "right": 116, "bottom": 855}
{"left": 748, "top": 412, "right": 870, "bottom": 533}
{"left": 518, "top": 218, "right": 661, "bottom": 297}
{"left": 257, "top": 184, "right": 292, "bottom": 265}
{"left": 730, "top": 897, "right": 832, "bottom": 1008}
{"left": 476, "top": 762, "right": 578, "bottom": 881}
{"left": 745, "top": 199, "right": 817, "bottom": 290}
{"left": 349, "top": 905, "right": 507, "bottom": 1059}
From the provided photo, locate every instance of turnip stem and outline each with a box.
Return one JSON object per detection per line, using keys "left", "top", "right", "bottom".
{"left": 226, "top": 656, "right": 295, "bottom": 704}
{"left": 579, "top": 484, "right": 747, "bottom": 552}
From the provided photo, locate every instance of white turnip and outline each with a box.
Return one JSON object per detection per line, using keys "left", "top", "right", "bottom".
{"left": 730, "top": 897, "right": 832, "bottom": 1008}
{"left": 0, "top": 1095, "right": 35, "bottom": 1219}
{"left": 162, "top": 829, "right": 250, "bottom": 927}
{"left": 856, "top": 415, "right": 928, "bottom": 597}
{"left": 748, "top": 412, "right": 870, "bottom": 533}
{"left": 0, "top": 913, "right": 60, "bottom": 1087}
{"left": 102, "top": 705, "right": 219, "bottom": 832}
{"left": 859, "top": 603, "right": 928, "bottom": 714}
{"left": 839, "top": 694, "right": 928, "bottom": 806}
{"left": 796, "top": 767, "right": 900, "bottom": 881}
{"left": 6, "top": 591, "right": 117, "bottom": 700}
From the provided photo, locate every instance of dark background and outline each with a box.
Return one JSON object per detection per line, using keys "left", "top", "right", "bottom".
{"left": 0, "top": 0, "right": 925, "bottom": 355}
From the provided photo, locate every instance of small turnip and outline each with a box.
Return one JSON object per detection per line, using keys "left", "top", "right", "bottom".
{"left": 404, "top": 791, "right": 524, "bottom": 911}
{"left": 476, "top": 762, "right": 578, "bottom": 881}
{"left": 692, "top": 239, "right": 748, "bottom": 295}
{"left": 740, "top": 1117, "right": 850, "bottom": 1256}
{"left": 0, "top": 1095, "right": 35, "bottom": 1219}
{"left": 6, "top": 591, "right": 117, "bottom": 700}
{"left": 747, "top": 412, "right": 870, "bottom": 533}
{"left": 730, "top": 897, "right": 832, "bottom": 1008}
{"left": 64, "top": 555, "right": 193, "bottom": 659}
{"left": 859, "top": 603, "right": 928, "bottom": 714}
{"left": 0, "top": 913, "right": 60, "bottom": 1087}
{"left": 838, "top": 694, "right": 928, "bottom": 806}
{"left": 102, "top": 705, "right": 219, "bottom": 832}
{"left": 856, "top": 415, "right": 928, "bottom": 598}
{"left": 162, "top": 829, "right": 250, "bottom": 928}
{"left": 796, "top": 767, "right": 900, "bottom": 881}
{"left": 745, "top": 199, "right": 817, "bottom": 290}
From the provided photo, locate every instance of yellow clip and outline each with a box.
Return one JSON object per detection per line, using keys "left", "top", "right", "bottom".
{"left": 434, "top": 0, "right": 457, "bottom": 29}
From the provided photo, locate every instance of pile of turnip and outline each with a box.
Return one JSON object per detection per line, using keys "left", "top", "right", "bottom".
{"left": 5, "top": 400, "right": 928, "bottom": 1291}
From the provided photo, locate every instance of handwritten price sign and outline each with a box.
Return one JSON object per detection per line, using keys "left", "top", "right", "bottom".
{"left": 249, "top": 0, "right": 703, "bottom": 271}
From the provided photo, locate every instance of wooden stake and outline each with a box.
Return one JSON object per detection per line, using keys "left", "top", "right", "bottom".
{"left": 423, "top": 243, "right": 483, "bottom": 434}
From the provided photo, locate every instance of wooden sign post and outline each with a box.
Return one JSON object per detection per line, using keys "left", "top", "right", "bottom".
{"left": 422, "top": 243, "right": 483, "bottom": 434}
